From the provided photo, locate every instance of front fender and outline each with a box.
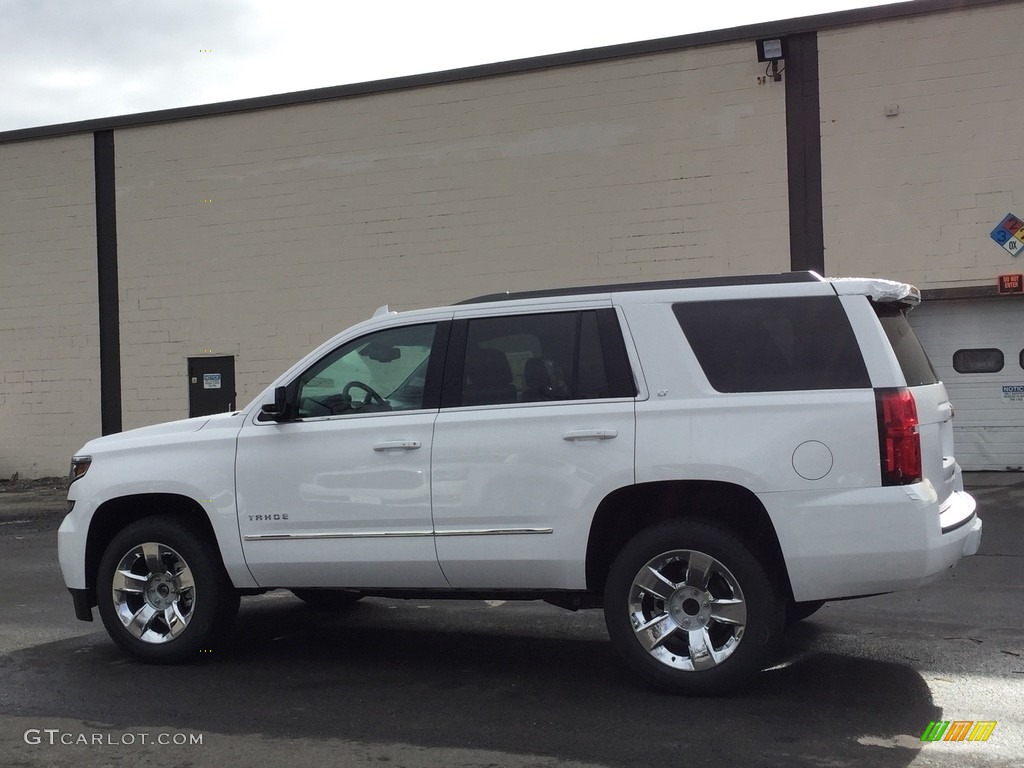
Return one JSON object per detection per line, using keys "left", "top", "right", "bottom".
{"left": 60, "top": 412, "right": 256, "bottom": 590}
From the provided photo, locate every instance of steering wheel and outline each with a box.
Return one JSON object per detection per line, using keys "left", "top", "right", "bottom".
{"left": 342, "top": 381, "right": 387, "bottom": 407}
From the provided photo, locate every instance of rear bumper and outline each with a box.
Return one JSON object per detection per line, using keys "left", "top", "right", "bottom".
{"left": 765, "top": 485, "right": 981, "bottom": 602}
{"left": 960, "top": 515, "right": 983, "bottom": 557}
{"left": 940, "top": 489, "right": 977, "bottom": 534}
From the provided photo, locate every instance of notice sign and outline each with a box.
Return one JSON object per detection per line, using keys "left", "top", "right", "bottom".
{"left": 998, "top": 274, "right": 1023, "bottom": 294}
{"left": 990, "top": 213, "right": 1024, "bottom": 256}
{"left": 1003, "top": 385, "right": 1024, "bottom": 402}
{"left": 203, "top": 373, "right": 222, "bottom": 390}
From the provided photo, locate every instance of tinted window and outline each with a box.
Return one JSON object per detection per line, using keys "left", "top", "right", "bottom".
{"left": 578, "top": 311, "right": 614, "bottom": 399}
{"left": 673, "top": 296, "right": 870, "bottom": 392}
{"left": 296, "top": 324, "right": 436, "bottom": 417}
{"left": 873, "top": 304, "right": 938, "bottom": 386}
{"left": 952, "top": 348, "right": 1004, "bottom": 374}
{"left": 458, "top": 310, "right": 634, "bottom": 406}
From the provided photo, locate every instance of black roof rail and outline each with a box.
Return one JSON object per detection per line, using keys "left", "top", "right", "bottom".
{"left": 456, "top": 271, "right": 824, "bottom": 304}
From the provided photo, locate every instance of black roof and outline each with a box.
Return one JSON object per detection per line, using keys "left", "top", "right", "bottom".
{"left": 456, "top": 271, "right": 823, "bottom": 304}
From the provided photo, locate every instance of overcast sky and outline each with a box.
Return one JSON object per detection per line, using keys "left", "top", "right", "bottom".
{"left": 0, "top": 0, "right": 901, "bottom": 133}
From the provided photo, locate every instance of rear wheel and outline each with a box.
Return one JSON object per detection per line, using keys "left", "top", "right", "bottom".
{"left": 96, "top": 516, "right": 239, "bottom": 663}
{"left": 604, "top": 520, "right": 783, "bottom": 695}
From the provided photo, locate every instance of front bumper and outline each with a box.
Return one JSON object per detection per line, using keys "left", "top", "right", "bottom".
{"left": 69, "top": 588, "right": 94, "bottom": 621}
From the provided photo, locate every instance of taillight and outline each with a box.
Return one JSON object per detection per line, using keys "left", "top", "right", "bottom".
{"left": 876, "top": 388, "right": 922, "bottom": 485}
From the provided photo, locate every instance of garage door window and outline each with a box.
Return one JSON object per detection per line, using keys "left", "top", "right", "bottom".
{"left": 952, "top": 348, "right": 1004, "bottom": 374}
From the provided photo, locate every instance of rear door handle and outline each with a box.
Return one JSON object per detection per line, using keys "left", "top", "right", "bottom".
{"left": 563, "top": 429, "right": 618, "bottom": 441}
{"left": 373, "top": 440, "right": 422, "bottom": 452}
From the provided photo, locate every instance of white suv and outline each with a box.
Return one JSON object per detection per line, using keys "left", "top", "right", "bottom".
{"left": 59, "top": 272, "right": 981, "bottom": 694}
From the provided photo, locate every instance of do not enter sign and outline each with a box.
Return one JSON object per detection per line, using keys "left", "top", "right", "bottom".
{"left": 998, "top": 274, "right": 1023, "bottom": 294}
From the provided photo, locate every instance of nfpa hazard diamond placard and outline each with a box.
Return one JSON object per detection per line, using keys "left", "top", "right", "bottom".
{"left": 990, "top": 213, "right": 1024, "bottom": 256}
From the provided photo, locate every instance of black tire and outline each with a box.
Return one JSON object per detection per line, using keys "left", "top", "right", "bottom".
{"left": 786, "top": 599, "right": 826, "bottom": 625}
{"left": 96, "top": 516, "right": 239, "bottom": 663}
{"left": 603, "top": 520, "right": 784, "bottom": 695}
{"left": 290, "top": 589, "right": 364, "bottom": 610}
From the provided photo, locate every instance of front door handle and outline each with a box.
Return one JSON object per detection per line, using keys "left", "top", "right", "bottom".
{"left": 373, "top": 440, "right": 422, "bottom": 452}
{"left": 562, "top": 429, "right": 618, "bottom": 441}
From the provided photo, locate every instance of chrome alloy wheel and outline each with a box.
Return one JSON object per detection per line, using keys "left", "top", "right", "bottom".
{"left": 110, "top": 542, "right": 196, "bottom": 644}
{"left": 628, "top": 549, "right": 747, "bottom": 672}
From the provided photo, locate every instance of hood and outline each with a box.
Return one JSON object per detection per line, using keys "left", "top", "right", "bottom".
{"left": 76, "top": 415, "right": 213, "bottom": 455}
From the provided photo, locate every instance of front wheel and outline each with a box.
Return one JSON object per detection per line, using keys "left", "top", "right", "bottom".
{"left": 96, "top": 516, "right": 239, "bottom": 663}
{"left": 603, "top": 520, "right": 783, "bottom": 695}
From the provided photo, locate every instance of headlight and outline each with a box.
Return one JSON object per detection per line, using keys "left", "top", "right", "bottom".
{"left": 68, "top": 455, "right": 92, "bottom": 485}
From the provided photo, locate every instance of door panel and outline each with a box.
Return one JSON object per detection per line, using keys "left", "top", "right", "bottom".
{"left": 236, "top": 411, "right": 447, "bottom": 587}
{"left": 431, "top": 307, "right": 637, "bottom": 589}
{"left": 431, "top": 400, "right": 634, "bottom": 589}
{"left": 234, "top": 320, "right": 449, "bottom": 588}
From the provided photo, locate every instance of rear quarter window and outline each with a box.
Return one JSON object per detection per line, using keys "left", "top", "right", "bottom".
{"left": 873, "top": 304, "right": 939, "bottom": 386}
{"left": 673, "top": 296, "right": 871, "bottom": 392}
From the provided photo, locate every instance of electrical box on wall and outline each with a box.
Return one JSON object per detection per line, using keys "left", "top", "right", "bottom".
{"left": 188, "top": 356, "right": 236, "bottom": 417}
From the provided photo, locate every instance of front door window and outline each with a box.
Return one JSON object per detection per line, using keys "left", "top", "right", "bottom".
{"left": 297, "top": 324, "right": 436, "bottom": 417}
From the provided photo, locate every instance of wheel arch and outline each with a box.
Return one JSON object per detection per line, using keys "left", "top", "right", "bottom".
{"left": 585, "top": 480, "right": 794, "bottom": 601}
{"left": 84, "top": 494, "right": 219, "bottom": 601}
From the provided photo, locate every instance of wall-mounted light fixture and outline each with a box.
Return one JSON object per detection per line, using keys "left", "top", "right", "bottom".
{"left": 756, "top": 38, "right": 786, "bottom": 82}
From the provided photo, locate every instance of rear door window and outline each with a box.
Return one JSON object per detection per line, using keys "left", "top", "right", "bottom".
{"left": 873, "top": 304, "right": 938, "bottom": 385}
{"left": 673, "top": 296, "right": 870, "bottom": 392}
{"left": 448, "top": 309, "right": 635, "bottom": 406}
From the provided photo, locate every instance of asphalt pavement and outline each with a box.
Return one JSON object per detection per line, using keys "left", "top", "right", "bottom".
{"left": 0, "top": 474, "right": 1021, "bottom": 768}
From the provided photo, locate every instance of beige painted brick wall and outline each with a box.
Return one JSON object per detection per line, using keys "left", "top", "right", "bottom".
{"left": 0, "top": 135, "right": 100, "bottom": 477}
{"left": 115, "top": 42, "right": 790, "bottom": 429}
{"left": 820, "top": 1, "right": 1024, "bottom": 288}
{"left": 7, "top": 4, "right": 1014, "bottom": 470}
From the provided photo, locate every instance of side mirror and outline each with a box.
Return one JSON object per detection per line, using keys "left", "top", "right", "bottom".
{"left": 260, "top": 385, "right": 290, "bottom": 421}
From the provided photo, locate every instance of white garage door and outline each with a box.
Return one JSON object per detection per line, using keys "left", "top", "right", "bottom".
{"left": 909, "top": 298, "right": 1024, "bottom": 471}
